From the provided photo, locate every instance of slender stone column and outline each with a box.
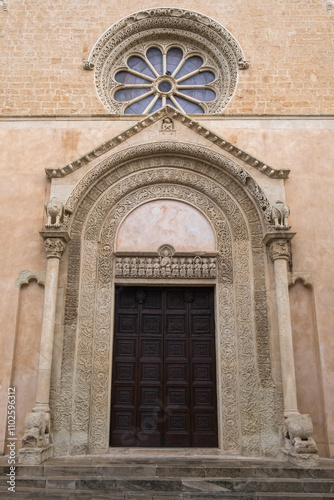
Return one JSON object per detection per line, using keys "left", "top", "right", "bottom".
{"left": 264, "top": 233, "right": 298, "bottom": 416}
{"left": 19, "top": 232, "right": 68, "bottom": 464}
{"left": 33, "top": 236, "right": 67, "bottom": 413}
{"left": 264, "top": 231, "right": 318, "bottom": 466}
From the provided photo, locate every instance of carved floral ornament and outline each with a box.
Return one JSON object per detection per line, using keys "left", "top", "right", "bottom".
{"left": 83, "top": 8, "right": 250, "bottom": 114}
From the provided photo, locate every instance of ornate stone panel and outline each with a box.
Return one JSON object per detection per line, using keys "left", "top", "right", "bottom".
{"left": 52, "top": 148, "right": 280, "bottom": 458}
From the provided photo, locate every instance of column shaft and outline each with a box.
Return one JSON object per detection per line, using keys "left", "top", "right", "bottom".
{"left": 33, "top": 256, "right": 60, "bottom": 413}
{"left": 273, "top": 257, "right": 299, "bottom": 416}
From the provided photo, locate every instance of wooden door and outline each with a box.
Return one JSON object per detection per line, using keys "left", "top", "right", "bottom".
{"left": 110, "top": 287, "right": 218, "bottom": 447}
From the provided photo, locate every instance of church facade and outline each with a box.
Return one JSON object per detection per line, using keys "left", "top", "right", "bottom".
{"left": 0, "top": 2, "right": 333, "bottom": 466}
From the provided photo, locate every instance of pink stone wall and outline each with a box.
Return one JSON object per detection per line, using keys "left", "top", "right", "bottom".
{"left": 0, "top": 118, "right": 333, "bottom": 457}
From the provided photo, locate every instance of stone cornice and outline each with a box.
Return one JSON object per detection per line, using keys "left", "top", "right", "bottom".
{"left": 45, "top": 106, "right": 289, "bottom": 180}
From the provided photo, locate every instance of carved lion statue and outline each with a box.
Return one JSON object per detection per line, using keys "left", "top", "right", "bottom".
{"left": 45, "top": 197, "right": 64, "bottom": 228}
{"left": 271, "top": 200, "right": 290, "bottom": 229}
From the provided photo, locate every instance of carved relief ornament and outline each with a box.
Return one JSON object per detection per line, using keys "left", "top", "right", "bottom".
{"left": 115, "top": 245, "right": 218, "bottom": 279}
{"left": 52, "top": 158, "right": 280, "bottom": 459}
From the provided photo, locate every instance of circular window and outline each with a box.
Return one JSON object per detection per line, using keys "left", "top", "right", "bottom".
{"left": 85, "top": 9, "right": 249, "bottom": 115}
{"left": 113, "top": 46, "right": 217, "bottom": 114}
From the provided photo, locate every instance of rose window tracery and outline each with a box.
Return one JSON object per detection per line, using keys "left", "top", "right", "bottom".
{"left": 84, "top": 8, "right": 250, "bottom": 115}
{"left": 113, "top": 46, "right": 217, "bottom": 114}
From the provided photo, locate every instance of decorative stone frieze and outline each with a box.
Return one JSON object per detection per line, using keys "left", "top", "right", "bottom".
{"left": 115, "top": 245, "right": 218, "bottom": 279}
{"left": 62, "top": 142, "right": 273, "bottom": 227}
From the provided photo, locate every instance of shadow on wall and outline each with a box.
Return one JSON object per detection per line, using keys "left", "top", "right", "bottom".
{"left": 7, "top": 280, "right": 44, "bottom": 450}
{"left": 289, "top": 279, "right": 329, "bottom": 457}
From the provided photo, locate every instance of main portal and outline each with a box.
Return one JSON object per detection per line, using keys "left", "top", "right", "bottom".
{"left": 110, "top": 286, "right": 218, "bottom": 448}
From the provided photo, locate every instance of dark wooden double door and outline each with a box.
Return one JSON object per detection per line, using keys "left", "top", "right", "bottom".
{"left": 110, "top": 287, "right": 218, "bottom": 448}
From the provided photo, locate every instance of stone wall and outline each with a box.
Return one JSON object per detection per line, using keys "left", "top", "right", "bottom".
{"left": 0, "top": 0, "right": 333, "bottom": 115}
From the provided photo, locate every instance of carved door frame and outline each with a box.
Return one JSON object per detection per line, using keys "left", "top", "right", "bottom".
{"left": 52, "top": 142, "right": 281, "bottom": 458}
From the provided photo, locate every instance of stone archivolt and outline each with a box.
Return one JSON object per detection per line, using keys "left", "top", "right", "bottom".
{"left": 83, "top": 9, "right": 250, "bottom": 114}
{"left": 50, "top": 141, "right": 282, "bottom": 460}
{"left": 63, "top": 141, "right": 273, "bottom": 225}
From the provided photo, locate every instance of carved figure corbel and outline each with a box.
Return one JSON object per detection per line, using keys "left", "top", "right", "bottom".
{"left": 271, "top": 200, "right": 291, "bottom": 229}
{"left": 45, "top": 197, "right": 64, "bottom": 228}
{"left": 21, "top": 412, "right": 50, "bottom": 449}
{"left": 83, "top": 60, "right": 94, "bottom": 70}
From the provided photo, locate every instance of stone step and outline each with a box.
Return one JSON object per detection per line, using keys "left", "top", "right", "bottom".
{"left": 1, "top": 477, "right": 334, "bottom": 494}
{"left": 2, "top": 462, "right": 334, "bottom": 480}
{"left": 1, "top": 486, "right": 334, "bottom": 500}
{"left": 1, "top": 457, "right": 334, "bottom": 499}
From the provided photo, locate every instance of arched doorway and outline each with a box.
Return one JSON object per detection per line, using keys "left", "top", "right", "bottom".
{"left": 51, "top": 142, "right": 281, "bottom": 458}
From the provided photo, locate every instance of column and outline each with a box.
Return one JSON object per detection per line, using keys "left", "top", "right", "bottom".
{"left": 264, "top": 232, "right": 298, "bottom": 416}
{"left": 19, "top": 232, "right": 68, "bottom": 464}
{"left": 33, "top": 236, "right": 67, "bottom": 413}
{"left": 264, "top": 232, "right": 318, "bottom": 465}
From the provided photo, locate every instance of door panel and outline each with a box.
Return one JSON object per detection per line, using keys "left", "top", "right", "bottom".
{"left": 110, "top": 286, "right": 218, "bottom": 447}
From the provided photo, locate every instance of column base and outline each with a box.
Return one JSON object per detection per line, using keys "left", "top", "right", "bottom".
{"left": 282, "top": 448, "right": 320, "bottom": 468}
{"left": 283, "top": 413, "right": 319, "bottom": 467}
{"left": 19, "top": 444, "right": 53, "bottom": 465}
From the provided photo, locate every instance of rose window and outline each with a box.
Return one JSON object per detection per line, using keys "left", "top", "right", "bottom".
{"left": 113, "top": 47, "right": 217, "bottom": 114}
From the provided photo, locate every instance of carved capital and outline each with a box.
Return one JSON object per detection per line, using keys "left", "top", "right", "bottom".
{"left": 43, "top": 238, "right": 66, "bottom": 259}
{"left": 269, "top": 239, "right": 290, "bottom": 261}
{"left": 263, "top": 232, "right": 296, "bottom": 262}
{"left": 40, "top": 231, "right": 69, "bottom": 259}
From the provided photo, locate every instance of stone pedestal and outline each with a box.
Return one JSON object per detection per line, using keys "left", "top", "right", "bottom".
{"left": 264, "top": 232, "right": 319, "bottom": 467}
{"left": 19, "top": 232, "right": 68, "bottom": 465}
